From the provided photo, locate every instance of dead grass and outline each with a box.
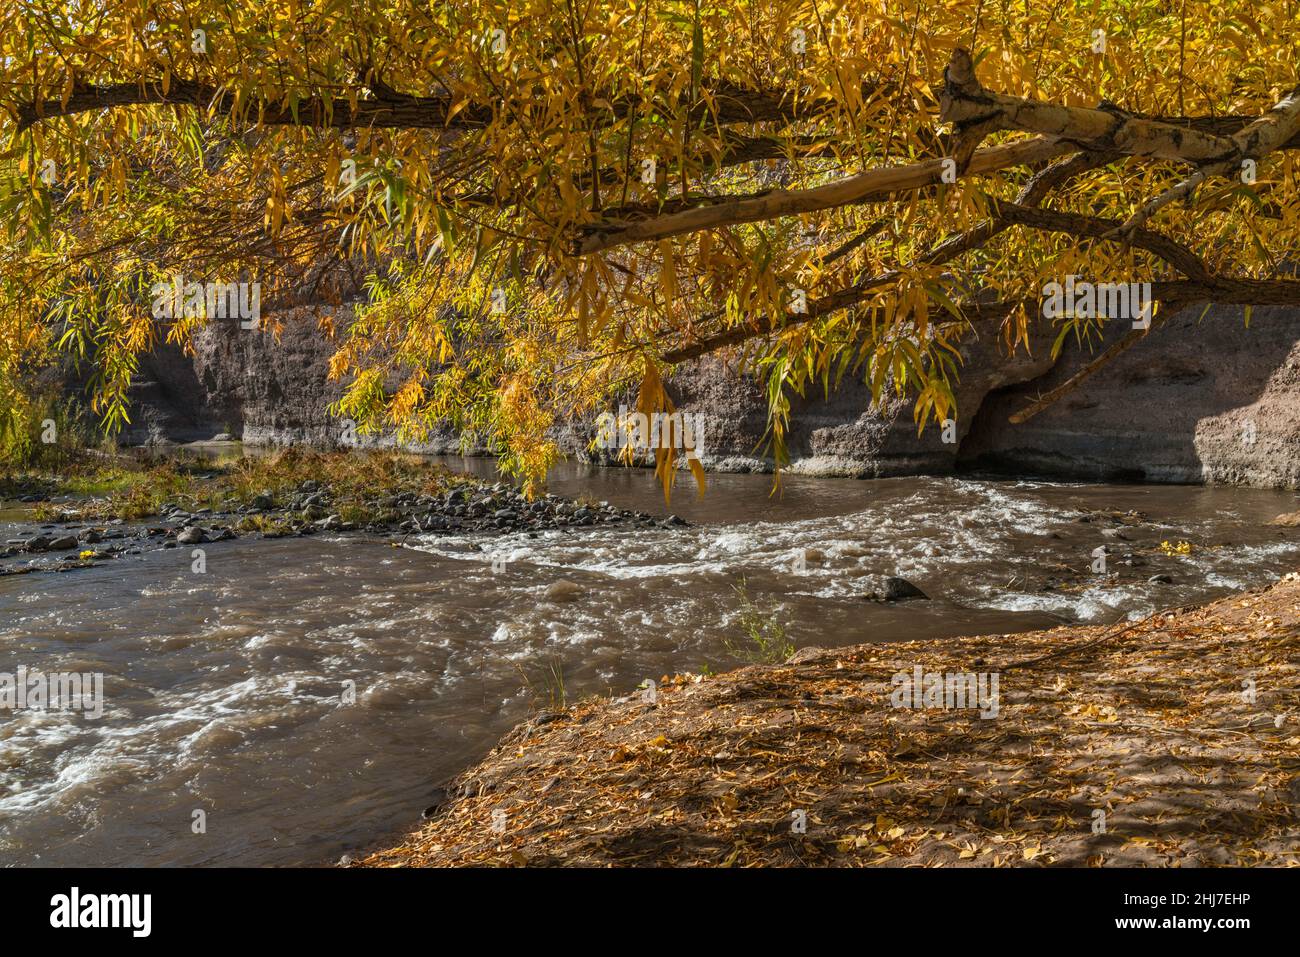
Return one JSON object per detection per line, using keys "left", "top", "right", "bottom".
{"left": 362, "top": 573, "right": 1300, "bottom": 868}
{"left": 220, "top": 447, "right": 463, "bottom": 504}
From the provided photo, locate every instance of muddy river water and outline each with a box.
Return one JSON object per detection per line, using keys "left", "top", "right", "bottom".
{"left": 1, "top": 458, "right": 1296, "bottom": 865}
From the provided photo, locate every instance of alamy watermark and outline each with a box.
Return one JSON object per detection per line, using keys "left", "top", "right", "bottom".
{"left": 890, "top": 666, "right": 1000, "bottom": 719}
{"left": 1042, "top": 275, "right": 1153, "bottom": 330}
{"left": 49, "top": 888, "right": 150, "bottom": 937}
{"left": 150, "top": 274, "right": 260, "bottom": 329}
{"left": 1, "top": 665, "right": 104, "bottom": 718}
{"left": 594, "top": 405, "right": 705, "bottom": 461}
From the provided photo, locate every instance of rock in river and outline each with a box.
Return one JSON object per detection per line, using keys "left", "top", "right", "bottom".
{"left": 544, "top": 580, "right": 584, "bottom": 602}
{"left": 865, "top": 576, "right": 929, "bottom": 602}
{"left": 177, "top": 526, "right": 207, "bottom": 545}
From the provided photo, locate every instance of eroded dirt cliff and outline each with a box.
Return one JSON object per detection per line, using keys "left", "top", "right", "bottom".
{"left": 122, "top": 303, "right": 1300, "bottom": 489}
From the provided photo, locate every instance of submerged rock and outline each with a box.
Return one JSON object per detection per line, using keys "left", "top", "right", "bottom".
{"left": 865, "top": 576, "right": 929, "bottom": 602}
{"left": 544, "top": 580, "right": 584, "bottom": 602}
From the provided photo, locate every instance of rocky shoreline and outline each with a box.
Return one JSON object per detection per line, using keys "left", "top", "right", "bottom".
{"left": 0, "top": 475, "right": 683, "bottom": 577}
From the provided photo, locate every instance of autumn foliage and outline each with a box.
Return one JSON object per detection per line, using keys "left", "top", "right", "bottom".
{"left": 2, "top": 1, "right": 1299, "bottom": 490}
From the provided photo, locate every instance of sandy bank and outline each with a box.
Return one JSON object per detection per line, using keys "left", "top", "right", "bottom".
{"left": 363, "top": 571, "right": 1300, "bottom": 867}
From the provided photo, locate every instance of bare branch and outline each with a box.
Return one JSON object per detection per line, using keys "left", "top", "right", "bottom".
{"left": 1008, "top": 321, "right": 1165, "bottom": 424}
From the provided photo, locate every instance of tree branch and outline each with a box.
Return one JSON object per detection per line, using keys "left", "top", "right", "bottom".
{"left": 660, "top": 277, "right": 1300, "bottom": 365}
{"left": 988, "top": 199, "right": 1209, "bottom": 279}
{"left": 577, "top": 136, "right": 1072, "bottom": 254}
{"left": 1120, "top": 80, "right": 1300, "bottom": 232}
{"left": 1007, "top": 318, "right": 1168, "bottom": 424}
{"left": 12, "top": 77, "right": 884, "bottom": 134}
{"left": 657, "top": 151, "right": 1113, "bottom": 363}
{"left": 940, "top": 47, "right": 1240, "bottom": 164}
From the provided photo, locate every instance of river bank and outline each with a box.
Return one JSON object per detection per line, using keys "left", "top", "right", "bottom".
{"left": 361, "top": 570, "right": 1300, "bottom": 868}
{"left": 0, "top": 449, "right": 676, "bottom": 577}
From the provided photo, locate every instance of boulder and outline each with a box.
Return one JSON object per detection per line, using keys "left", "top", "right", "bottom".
{"left": 865, "top": 576, "right": 929, "bottom": 602}
{"left": 177, "top": 526, "right": 206, "bottom": 545}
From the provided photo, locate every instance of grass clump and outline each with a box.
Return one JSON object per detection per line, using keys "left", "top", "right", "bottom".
{"left": 0, "top": 390, "right": 102, "bottom": 473}
{"left": 515, "top": 657, "right": 568, "bottom": 712}
{"left": 234, "top": 513, "right": 297, "bottom": 537}
{"left": 722, "top": 579, "right": 795, "bottom": 665}
{"left": 7, "top": 446, "right": 479, "bottom": 522}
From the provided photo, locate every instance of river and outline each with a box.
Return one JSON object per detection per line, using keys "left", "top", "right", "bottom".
{"left": 1, "top": 458, "right": 1296, "bottom": 865}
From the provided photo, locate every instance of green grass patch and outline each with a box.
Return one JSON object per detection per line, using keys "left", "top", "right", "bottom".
{"left": 10, "top": 447, "right": 481, "bottom": 522}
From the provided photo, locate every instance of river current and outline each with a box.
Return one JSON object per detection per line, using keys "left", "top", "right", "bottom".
{"left": 2, "top": 459, "right": 1296, "bottom": 865}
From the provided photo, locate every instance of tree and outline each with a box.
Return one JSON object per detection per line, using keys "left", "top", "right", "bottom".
{"left": 3, "top": 0, "right": 1299, "bottom": 493}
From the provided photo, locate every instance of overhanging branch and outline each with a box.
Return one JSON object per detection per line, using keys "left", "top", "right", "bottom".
{"left": 577, "top": 136, "right": 1071, "bottom": 254}
{"left": 12, "top": 77, "right": 884, "bottom": 135}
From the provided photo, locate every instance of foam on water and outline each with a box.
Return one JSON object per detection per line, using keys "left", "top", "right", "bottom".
{"left": 0, "top": 472, "right": 1296, "bottom": 864}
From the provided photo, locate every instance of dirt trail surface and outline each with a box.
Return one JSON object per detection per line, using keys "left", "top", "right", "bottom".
{"left": 363, "top": 574, "right": 1300, "bottom": 867}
